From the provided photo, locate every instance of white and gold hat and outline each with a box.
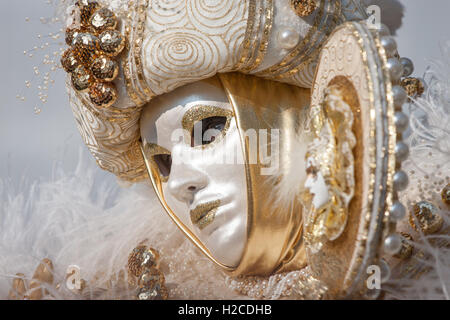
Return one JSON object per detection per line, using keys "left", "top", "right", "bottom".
{"left": 64, "top": 0, "right": 369, "bottom": 182}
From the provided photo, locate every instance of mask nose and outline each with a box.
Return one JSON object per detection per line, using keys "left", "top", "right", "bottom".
{"left": 167, "top": 162, "right": 208, "bottom": 204}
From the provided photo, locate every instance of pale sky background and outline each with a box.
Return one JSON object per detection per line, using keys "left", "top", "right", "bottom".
{"left": 0, "top": 0, "right": 449, "bottom": 183}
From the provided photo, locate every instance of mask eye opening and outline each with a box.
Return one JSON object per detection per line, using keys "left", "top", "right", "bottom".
{"left": 142, "top": 142, "right": 172, "bottom": 182}
{"left": 191, "top": 115, "right": 230, "bottom": 148}
{"left": 153, "top": 154, "right": 172, "bottom": 178}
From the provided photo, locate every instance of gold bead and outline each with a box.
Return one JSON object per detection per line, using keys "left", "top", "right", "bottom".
{"left": 61, "top": 49, "right": 80, "bottom": 73}
{"left": 90, "top": 7, "right": 117, "bottom": 33}
{"left": 76, "top": 0, "right": 100, "bottom": 27}
{"left": 442, "top": 184, "right": 450, "bottom": 205}
{"left": 99, "top": 30, "right": 126, "bottom": 57}
{"left": 72, "top": 65, "right": 93, "bottom": 92}
{"left": 401, "top": 77, "right": 425, "bottom": 99}
{"left": 137, "top": 283, "right": 168, "bottom": 300}
{"left": 127, "top": 246, "right": 160, "bottom": 277}
{"left": 393, "top": 233, "right": 414, "bottom": 259}
{"left": 89, "top": 81, "right": 118, "bottom": 108}
{"left": 72, "top": 32, "right": 100, "bottom": 65}
{"left": 128, "top": 246, "right": 146, "bottom": 277}
{"left": 138, "top": 267, "right": 165, "bottom": 289}
{"left": 290, "top": 0, "right": 317, "bottom": 17}
{"left": 91, "top": 55, "right": 119, "bottom": 82}
{"left": 65, "top": 28, "right": 80, "bottom": 46}
{"left": 409, "top": 201, "right": 444, "bottom": 234}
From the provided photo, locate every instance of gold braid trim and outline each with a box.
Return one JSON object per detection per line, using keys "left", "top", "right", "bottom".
{"left": 236, "top": 0, "right": 274, "bottom": 72}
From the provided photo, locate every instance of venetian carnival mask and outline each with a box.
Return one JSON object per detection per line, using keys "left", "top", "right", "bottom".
{"left": 139, "top": 76, "right": 249, "bottom": 267}
{"left": 65, "top": 0, "right": 423, "bottom": 298}
{"left": 140, "top": 73, "right": 312, "bottom": 273}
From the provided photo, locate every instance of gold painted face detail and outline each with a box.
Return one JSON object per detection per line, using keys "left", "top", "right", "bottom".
{"left": 302, "top": 79, "right": 357, "bottom": 253}
{"left": 189, "top": 200, "right": 221, "bottom": 230}
{"left": 142, "top": 106, "right": 235, "bottom": 183}
{"left": 181, "top": 105, "right": 234, "bottom": 150}
{"left": 142, "top": 73, "right": 312, "bottom": 275}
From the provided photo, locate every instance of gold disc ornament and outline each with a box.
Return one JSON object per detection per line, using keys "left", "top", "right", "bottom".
{"left": 306, "top": 21, "right": 409, "bottom": 298}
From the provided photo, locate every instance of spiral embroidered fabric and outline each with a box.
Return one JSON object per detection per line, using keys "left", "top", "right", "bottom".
{"left": 66, "top": 0, "right": 369, "bottom": 182}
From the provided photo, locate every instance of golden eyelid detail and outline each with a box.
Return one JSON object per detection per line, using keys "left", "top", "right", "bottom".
{"left": 142, "top": 142, "right": 171, "bottom": 183}
{"left": 181, "top": 105, "right": 234, "bottom": 149}
{"left": 143, "top": 143, "right": 171, "bottom": 157}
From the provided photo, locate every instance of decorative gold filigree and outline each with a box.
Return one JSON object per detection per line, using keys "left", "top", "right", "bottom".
{"left": 401, "top": 77, "right": 425, "bottom": 99}
{"left": 302, "top": 84, "right": 356, "bottom": 253}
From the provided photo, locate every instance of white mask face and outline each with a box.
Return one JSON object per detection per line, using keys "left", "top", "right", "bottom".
{"left": 140, "top": 80, "right": 248, "bottom": 267}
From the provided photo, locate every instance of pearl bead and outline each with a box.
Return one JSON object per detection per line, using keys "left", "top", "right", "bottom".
{"left": 395, "top": 141, "right": 409, "bottom": 162}
{"left": 395, "top": 111, "right": 409, "bottom": 133}
{"left": 277, "top": 28, "right": 300, "bottom": 50}
{"left": 387, "top": 58, "right": 404, "bottom": 82}
{"left": 381, "top": 36, "right": 397, "bottom": 57}
{"left": 384, "top": 234, "right": 402, "bottom": 255}
{"left": 392, "top": 85, "right": 407, "bottom": 109}
{"left": 394, "top": 171, "right": 409, "bottom": 191}
{"left": 400, "top": 57, "right": 414, "bottom": 77}
{"left": 379, "top": 258, "right": 392, "bottom": 283}
{"left": 390, "top": 201, "right": 406, "bottom": 221}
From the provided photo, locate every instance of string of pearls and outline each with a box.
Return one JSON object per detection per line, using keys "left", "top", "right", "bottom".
{"left": 365, "top": 23, "right": 445, "bottom": 299}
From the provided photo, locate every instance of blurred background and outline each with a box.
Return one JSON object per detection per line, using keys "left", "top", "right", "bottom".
{"left": 1, "top": 0, "right": 449, "bottom": 183}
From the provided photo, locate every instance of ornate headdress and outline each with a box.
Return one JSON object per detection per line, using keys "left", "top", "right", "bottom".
{"left": 64, "top": 0, "right": 369, "bottom": 182}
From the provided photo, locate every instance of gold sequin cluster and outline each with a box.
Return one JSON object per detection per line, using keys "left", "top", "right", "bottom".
{"left": 388, "top": 183, "right": 448, "bottom": 267}
{"left": 290, "top": 0, "right": 317, "bottom": 17}
{"left": 401, "top": 77, "right": 425, "bottom": 100}
{"left": 61, "top": 0, "right": 126, "bottom": 109}
{"left": 127, "top": 245, "right": 168, "bottom": 300}
{"left": 410, "top": 200, "right": 444, "bottom": 235}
